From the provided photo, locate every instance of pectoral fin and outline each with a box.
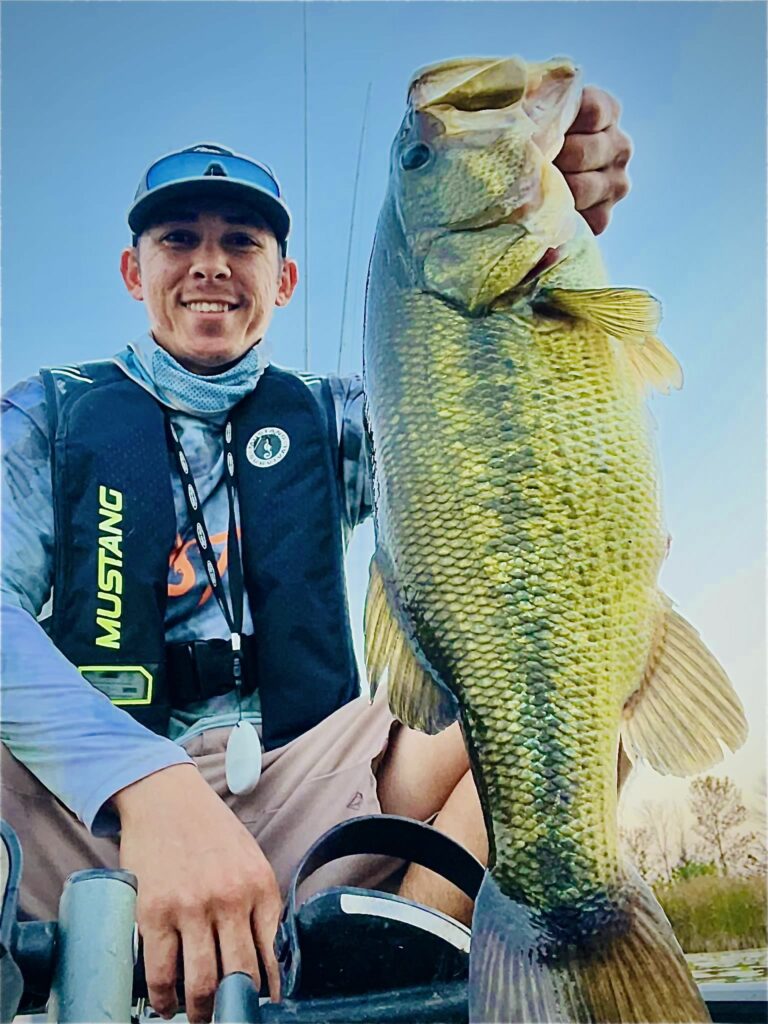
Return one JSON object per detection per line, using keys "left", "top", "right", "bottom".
{"left": 620, "top": 596, "right": 747, "bottom": 776}
{"left": 365, "top": 552, "right": 459, "bottom": 733}
{"left": 543, "top": 287, "right": 683, "bottom": 394}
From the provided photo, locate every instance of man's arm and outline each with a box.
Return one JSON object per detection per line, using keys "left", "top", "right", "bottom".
{"left": 336, "top": 374, "right": 372, "bottom": 532}
{"left": 1, "top": 381, "right": 193, "bottom": 832}
{"left": 2, "top": 379, "right": 282, "bottom": 1019}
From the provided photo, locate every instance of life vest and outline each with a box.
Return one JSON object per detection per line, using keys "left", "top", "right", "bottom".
{"left": 40, "top": 360, "right": 360, "bottom": 750}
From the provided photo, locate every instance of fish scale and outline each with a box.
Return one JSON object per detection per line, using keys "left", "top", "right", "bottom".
{"left": 364, "top": 55, "right": 746, "bottom": 1023}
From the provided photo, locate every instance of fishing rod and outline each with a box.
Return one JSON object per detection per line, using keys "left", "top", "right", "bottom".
{"left": 337, "top": 82, "right": 372, "bottom": 376}
{"left": 303, "top": 0, "right": 310, "bottom": 372}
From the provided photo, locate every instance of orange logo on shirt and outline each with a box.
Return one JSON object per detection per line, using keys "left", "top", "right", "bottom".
{"left": 168, "top": 529, "right": 242, "bottom": 606}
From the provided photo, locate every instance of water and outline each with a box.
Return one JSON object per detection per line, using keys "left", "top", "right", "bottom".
{"left": 18, "top": 950, "right": 768, "bottom": 1021}
{"left": 686, "top": 947, "right": 768, "bottom": 985}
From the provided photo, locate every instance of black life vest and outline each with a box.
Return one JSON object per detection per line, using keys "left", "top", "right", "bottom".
{"left": 40, "top": 360, "right": 360, "bottom": 750}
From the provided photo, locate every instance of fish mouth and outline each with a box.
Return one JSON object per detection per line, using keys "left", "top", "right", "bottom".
{"left": 409, "top": 57, "right": 530, "bottom": 117}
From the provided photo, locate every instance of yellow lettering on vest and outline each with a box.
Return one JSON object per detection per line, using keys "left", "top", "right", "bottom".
{"left": 96, "top": 592, "right": 121, "bottom": 619}
{"left": 95, "top": 617, "right": 121, "bottom": 649}
{"left": 98, "top": 534, "right": 123, "bottom": 559}
{"left": 98, "top": 562, "right": 123, "bottom": 595}
{"left": 98, "top": 486, "right": 123, "bottom": 512}
{"left": 96, "top": 486, "right": 124, "bottom": 649}
{"left": 99, "top": 507, "right": 123, "bottom": 536}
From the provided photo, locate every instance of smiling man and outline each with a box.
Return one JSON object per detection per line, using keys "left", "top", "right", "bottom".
{"left": 122, "top": 202, "right": 297, "bottom": 374}
{"left": 1, "top": 103, "right": 632, "bottom": 1024}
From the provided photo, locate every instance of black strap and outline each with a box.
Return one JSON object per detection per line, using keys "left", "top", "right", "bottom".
{"left": 165, "top": 417, "right": 245, "bottom": 696}
{"left": 289, "top": 815, "right": 484, "bottom": 904}
{"left": 165, "top": 636, "right": 258, "bottom": 705}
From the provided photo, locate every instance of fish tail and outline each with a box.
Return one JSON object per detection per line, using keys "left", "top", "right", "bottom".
{"left": 469, "top": 871, "right": 710, "bottom": 1023}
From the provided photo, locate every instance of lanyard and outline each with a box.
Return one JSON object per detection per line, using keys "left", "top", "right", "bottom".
{"left": 165, "top": 417, "right": 245, "bottom": 709}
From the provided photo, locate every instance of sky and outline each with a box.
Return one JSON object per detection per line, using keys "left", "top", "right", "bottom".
{"left": 1, "top": 2, "right": 765, "bottom": 830}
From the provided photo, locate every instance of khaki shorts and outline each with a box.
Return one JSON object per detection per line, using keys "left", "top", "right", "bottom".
{"left": 0, "top": 687, "right": 400, "bottom": 921}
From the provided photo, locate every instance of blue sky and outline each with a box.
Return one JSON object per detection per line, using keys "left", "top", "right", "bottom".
{"left": 2, "top": 2, "right": 765, "bottom": 820}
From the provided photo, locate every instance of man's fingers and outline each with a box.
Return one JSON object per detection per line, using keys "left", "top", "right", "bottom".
{"left": 252, "top": 905, "right": 282, "bottom": 1001}
{"left": 181, "top": 924, "right": 219, "bottom": 1024}
{"left": 555, "top": 125, "right": 629, "bottom": 174}
{"left": 217, "top": 915, "right": 262, "bottom": 992}
{"left": 561, "top": 167, "right": 630, "bottom": 216}
{"left": 117, "top": 772, "right": 285, "bottom": 1021}
{"left": 556, "top": 84, "right": 632, "bottom": 235}
{"left": 561, "top": 169, "right": 607, "bottom": 212}
{"left": 568, "top": 85, "right": 621, "bottom": 134}
{"left": 579, "top": 199, "right": 614, "bottom": 237}
{"left": 142, "top": 927, "right": 181, "bottom": 1020}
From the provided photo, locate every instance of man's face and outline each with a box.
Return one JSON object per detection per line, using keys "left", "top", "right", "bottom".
{"left": 120, "top": 202, "right": 298, "bottom": 375}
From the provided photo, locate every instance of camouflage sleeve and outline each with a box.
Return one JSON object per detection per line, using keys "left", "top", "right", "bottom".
{"left": 1, "top": 377, "right": 56, "bottom": 617}
{"left": 330, "top": 374, "right": 373, "bottom": 532}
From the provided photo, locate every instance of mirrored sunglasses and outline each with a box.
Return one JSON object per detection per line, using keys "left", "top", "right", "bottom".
{"left": 144, "top": 151, "right": 281, "bottom": 198}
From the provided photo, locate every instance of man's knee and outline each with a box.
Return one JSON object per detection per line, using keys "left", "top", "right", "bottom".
{"left": 376, "top": 720, "right": 470, "bottom": 820}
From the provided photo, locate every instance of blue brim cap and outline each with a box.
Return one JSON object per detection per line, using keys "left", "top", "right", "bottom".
{"left": 127, "top": 143, "right": 291, "bottom": 253}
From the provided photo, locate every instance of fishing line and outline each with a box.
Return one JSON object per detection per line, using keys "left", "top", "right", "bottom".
{"left": 337, "top": 82, "right": 372, "bottom": 375}
{"left": 303, "top": 0, "right": 310, "bottom": 371}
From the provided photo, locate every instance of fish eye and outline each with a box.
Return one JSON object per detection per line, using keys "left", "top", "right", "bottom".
{"left": 400, "top": 142, "right": 432, "bottom": 171}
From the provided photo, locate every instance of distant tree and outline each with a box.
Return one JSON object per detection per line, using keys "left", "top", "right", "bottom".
{"left": 753, "top": 772, "right": 767, "bottom": 832}
{"left": 621, "top": 825, "right": 655, "bottom": 879}
{"left": 640, "top": 802, "right": 678, "bottom": 882}
{"left": 689, "top": 776, "right": 761, "bottom": 877}
{"left": 676, "top": 823, "right": 693, "bottom": 871}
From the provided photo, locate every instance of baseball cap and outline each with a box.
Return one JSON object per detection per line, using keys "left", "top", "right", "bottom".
{"left": 128, "top": 143, "right": 291, "bottom": 254}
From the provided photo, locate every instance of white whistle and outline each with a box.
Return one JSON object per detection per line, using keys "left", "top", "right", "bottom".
{"left": 225, "top": 720, "right": 263, "bottom": 796}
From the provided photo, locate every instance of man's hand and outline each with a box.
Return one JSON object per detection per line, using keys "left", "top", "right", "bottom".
{"left": 556, "top": 85, "right": 633, "bottom": 235}
{"left": 114, "top": 764, "right": 281, "bottom": 1023}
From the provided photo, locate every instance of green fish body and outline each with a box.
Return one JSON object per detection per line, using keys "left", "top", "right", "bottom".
{"left": 363, "top": 56, "right": 747, "bottom": 1023}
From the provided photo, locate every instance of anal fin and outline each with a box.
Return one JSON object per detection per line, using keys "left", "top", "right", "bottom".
{"left": 621, "top": 594, "right": 748, "bottom": 776}
{"left": 364, "top": 552, "right": 459, "bottom": 733}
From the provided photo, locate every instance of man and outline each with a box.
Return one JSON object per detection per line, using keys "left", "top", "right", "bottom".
{"left": 1, "top": 87, "right": 631, "bottom": 1023}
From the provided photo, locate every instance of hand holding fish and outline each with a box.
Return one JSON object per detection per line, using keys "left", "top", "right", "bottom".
{"left": 556, "top": 85, "right": 632, "bottom": 234}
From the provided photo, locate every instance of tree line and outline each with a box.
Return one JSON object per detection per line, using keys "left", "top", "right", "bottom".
{"left": 621, "top": 775, "right": 766, "bottom": 884}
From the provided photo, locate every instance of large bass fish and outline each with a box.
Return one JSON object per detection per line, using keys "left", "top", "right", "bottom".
{"left": 363, "top": 56, "right": 747, "bottom": 1024}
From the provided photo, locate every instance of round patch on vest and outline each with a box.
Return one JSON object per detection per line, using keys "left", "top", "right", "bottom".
{"left": 246, "top": 427, "right": 290, "bottom": 468}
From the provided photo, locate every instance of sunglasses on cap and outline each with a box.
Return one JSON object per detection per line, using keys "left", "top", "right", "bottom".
{"left": 143, "top": 148, "right": 282, "bottom": 199}
{"left": 129, "top": 143, "right": 291, "bottom": 254}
